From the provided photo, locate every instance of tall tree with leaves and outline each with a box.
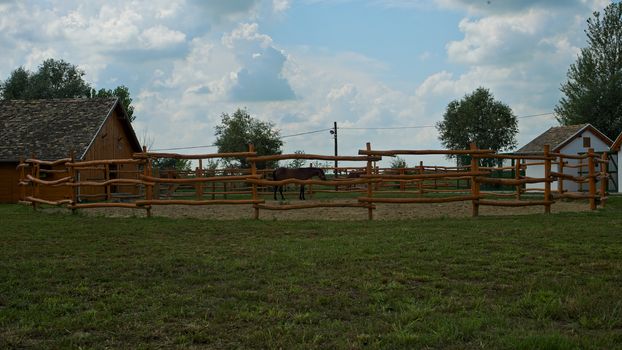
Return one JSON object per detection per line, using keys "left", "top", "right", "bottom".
{"left": 214, "top": 108, "right": 283, "bottom": 169}
{"left": 556, "top": 2, "right": 622, "bottom": 140}
{"left": 0, "top": 67, "right": 30, "bottom": 99}
{"left": 1, "top": 59, "right": 91, "bottom": 99}
{"left": 91, "top": 86, "right": 136, "bottom": 122}
{"left": 1, "top": 58, "right": 137, "bottom": 121}
{"left": 437, "top": 87, "right": 518, "bottom": 167}
{"left": 152, "top": 158, "right": 192, "bottom": 172}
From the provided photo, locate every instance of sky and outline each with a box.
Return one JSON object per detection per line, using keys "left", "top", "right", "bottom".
{"left": 0, "top": 0, "right": 614, "bottom": 166}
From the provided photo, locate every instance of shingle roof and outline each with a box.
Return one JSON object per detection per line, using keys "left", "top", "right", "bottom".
{"left": 515, "top": 124, "right": 592, "bottom": 154}
{"left": 0, "top": 98, "right": 139, "bottom": 161}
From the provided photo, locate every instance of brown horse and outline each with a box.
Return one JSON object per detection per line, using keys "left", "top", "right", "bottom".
{"left": 346, "top": 170, "right": 365, "bottom": 191}
{"left": 273, "top": 167, "right": 326, "bottom": 200}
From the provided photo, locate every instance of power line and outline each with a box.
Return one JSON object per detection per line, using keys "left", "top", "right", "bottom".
{"left": 148, "top": 112, "right": 555, "bottom": 152}
{"left": 517, "top": 112, "right": 555, "bottom": 119}
{"left": 341, "top": 125, "right": 435, "bottom": 130}
{"left": 281, "top": 128, "right": 332, "bottom": 138}
{"left": 151, "top": 144, "right": 217, "bottom": 152}
{"left": 148, "top": 128, "right": 331, "bottom": 151}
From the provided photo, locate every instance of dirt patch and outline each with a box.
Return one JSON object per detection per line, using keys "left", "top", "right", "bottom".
{"left": 73, "top": 199, "right": 590, "bottom": 221}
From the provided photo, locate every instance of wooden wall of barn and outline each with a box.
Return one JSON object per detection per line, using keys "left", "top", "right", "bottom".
{"left": 0, "top": 163, "right": 19, "bottom": 203}
{"left": 1, "top": 163, "right": 71, "bottom": 203}
{"left": 80, "top": 108, "right": 140, "bottom": 199}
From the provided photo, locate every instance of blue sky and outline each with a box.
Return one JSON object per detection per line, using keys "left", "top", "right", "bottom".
{"left": 0, "top": 0, "right": 613, "bottom": 166}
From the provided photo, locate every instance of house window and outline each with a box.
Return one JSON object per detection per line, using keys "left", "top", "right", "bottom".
{"left": 583, "top": 137, "right": 591, "bottom": 148}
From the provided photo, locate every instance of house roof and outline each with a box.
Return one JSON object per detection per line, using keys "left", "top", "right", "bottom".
{"left": 0, "top": 98, "right": 141, "bottom": 162}
{"left": 515, "top": 123, "right": 613, "bottom": 154}
{"left": 611, "top": 131, "right": 622, "bottom": 152}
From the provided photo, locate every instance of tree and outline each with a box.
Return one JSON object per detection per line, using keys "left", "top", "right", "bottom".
{"left": 29, "top": 59, "right": 92, "bottom": 99}
{"left": 286, "top": 150, "right": 307, "bottom": 168}
{"left": 0, "top": 67, "right": 29, "bottom": 99}
{"left": 436, "top": 87, "right": 518, "bottom": 167}
{"left": 214, "top": 108, "right": 283, "bottom": 169}
{"left": 152, "top": 158, "right": 192, "bottom": 172}
{"left": 91, "top": 86, "right": 136, "bottom": 122}
{"left": 1, "top": 59, "right": 137, "bottom": 121}
{"left": 0, "top": 59, "right": 91, "bottom": 99}
{"left": 556, "top": 2, "right": 622, "bottom": 140}
{"left": 390, "top": 157, "right": 407, "bottom": 169}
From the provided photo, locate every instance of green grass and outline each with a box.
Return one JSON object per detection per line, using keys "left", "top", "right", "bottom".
{"left": 1, "top": 199, "right": 622, "bottom": 349}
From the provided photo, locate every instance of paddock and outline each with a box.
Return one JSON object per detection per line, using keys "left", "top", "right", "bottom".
{"left": 17, "top": 142, "right": 610, "bottom": 220}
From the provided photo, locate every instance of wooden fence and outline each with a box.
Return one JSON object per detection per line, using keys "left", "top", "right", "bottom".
{"left": 17, "top": 143, "right": 609, "bottom": 219}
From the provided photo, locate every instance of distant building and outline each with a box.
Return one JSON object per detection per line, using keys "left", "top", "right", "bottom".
{"left": 0, "top": 98, "right": 141, "bottom": 203}
{"left": 514, "top": 124, "right": 613, "bottom": 193}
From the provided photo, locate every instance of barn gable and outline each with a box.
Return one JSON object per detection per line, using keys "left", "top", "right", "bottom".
{"left": 0, "top": 98, "right": 141, "bottom": 161}
{"left": 514, "top": 124, "right": 613, "bottom": 155}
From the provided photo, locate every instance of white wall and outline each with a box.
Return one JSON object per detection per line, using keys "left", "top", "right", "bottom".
{"left": 524, "top": 163, "right": 548, "bottom": 191}
{"left": 559, "top": 129, "right": 609, "bottom": 192}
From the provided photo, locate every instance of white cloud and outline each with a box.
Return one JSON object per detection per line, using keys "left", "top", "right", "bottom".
{"left": 222, "top": 22, "right": 272, "bottom": 49}
{"left": 273, "top": 0, "right": 290, "bottom": 13}
{"left": 139, "top": 25, "right": 186, "bottom": 49}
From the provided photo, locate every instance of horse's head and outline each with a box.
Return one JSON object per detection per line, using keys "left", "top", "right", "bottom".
{"left": 316, "top": 168, "right": 327, "bottom": 180}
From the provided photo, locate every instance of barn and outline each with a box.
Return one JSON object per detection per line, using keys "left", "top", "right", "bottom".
{"left": 610, "top": 132, "right": 622, "bottom": 193}
{"left": 0, "top": 98, "right": 141, "bottom": 203}
{"left": 514, "top": 124, "right": 613, "bottom": 192}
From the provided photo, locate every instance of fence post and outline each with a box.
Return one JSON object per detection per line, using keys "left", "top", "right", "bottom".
{"left": 419, "top": 161, "right": 424, "bottom": 194}
{"left": 600, "top": 152, "right": 607, "bottom": 208}
{"left": 249, "top": 144, "right": 259, "bottom": 220}
{"left": 470, "top": 143, "right": 479, "bottom": 217}
{"left": 31, "top": 153, "right": 39, "bottom": 210}
{"left": 399, "top": 168, "right": 405, "bottom": 191}
{"left": 197, "top": 159, "right": 203, "bottom": 199}
{"left": 70, "top": 151, "right": 77, "bottom": 214}
{"left": 366, "top": 142, "right": 374, "bottom": 220}
{"left": 143, "top": 146, "right": 152, "bottom": 218}
{"left": 578, "top": 157, "right": 584, "bottom": 192}
{"left": 544, "top": 144, "right": 551, "bottom": 214}
{"left": 515, "top": 158, "right": 522, "bottom": 200}
{"left": 588, "top": 148, "right": 596, "bottom": 210}
{"left": 558, "top": 157, "right": 565, "bottom": 195}
{"left": 105, "top": 163, "right": 111, "bottom": 201}
{"left": 223, "top": 169, "right": 228, "bottom": 199}
{"left": 212, "top": 178, "right": 216, "bottom": 200}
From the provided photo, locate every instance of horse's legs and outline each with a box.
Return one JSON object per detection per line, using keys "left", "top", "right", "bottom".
{"left": 279, "top": 185, "right": 285, "bottom": 200}
{"left": 300, "top": 184, "right": 305, "bottom": 200}
{"left": 273, "top": 185, "right": 278, "bottom": 200}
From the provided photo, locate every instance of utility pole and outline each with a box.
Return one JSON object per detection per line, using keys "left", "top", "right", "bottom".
{"left": 331, "top": 121, "right": 338, "bottom": 175}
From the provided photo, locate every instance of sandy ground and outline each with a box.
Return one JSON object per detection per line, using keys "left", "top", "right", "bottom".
{"left": 69, "top": 199, "right": 590, "bottom": 221}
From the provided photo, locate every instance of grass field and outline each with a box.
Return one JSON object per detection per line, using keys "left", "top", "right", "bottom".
{"left": 1, "top": 199, "right": 622, "bottom": 349}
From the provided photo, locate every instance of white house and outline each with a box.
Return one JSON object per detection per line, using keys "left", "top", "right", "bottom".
{"left": 610, "top": 132, "right": 622, "bottom": 193}
{"left": 514, "top": 124, "right": 613, "bottom": 193}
